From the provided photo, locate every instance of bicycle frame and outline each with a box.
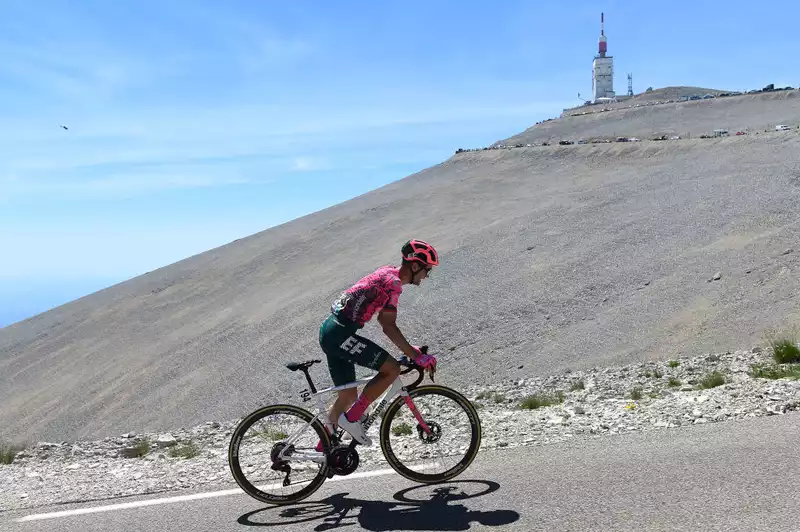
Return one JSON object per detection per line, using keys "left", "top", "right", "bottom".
{"left": 278, "top": 370, "right": 432, "bottom": 464}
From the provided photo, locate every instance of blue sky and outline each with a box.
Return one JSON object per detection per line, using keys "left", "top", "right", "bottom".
{"left": 1, "top": 1, "right": 798, "bottom": 327}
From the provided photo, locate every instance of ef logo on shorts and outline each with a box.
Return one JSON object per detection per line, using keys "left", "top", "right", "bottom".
{"left": 340, "top": 336, "right": 367, "bottom": 355}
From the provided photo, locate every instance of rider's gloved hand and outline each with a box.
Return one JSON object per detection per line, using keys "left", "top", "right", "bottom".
{"left": 411, "top": 346, "right": 437, "bottom": 370}
{"left": 416, "top": 354, "right": 437, "bottom": 370}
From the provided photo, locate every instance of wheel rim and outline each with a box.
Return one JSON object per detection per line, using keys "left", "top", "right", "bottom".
{"left": 380, "top": 386, "right": 481, "bottom": 482}
{"left": 229, "top": 405, "right": 330, "bottom": 503}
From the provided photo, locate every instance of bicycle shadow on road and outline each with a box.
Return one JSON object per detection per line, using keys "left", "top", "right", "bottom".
{"left": 237, "top": 479, "right": 520, "bottom": 531}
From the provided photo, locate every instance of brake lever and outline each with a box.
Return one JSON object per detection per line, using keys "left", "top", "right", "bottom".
{"left": 401, "top": 346, "right": 436, "bottom": 383}
{"left": 419, "top": 345, "right": 437, "bottom": 382}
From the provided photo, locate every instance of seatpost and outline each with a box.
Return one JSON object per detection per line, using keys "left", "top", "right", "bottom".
{"left": 300, "top": 368, "right": 318, "bottom": 394}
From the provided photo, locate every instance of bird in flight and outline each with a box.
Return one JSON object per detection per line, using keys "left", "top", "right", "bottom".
{"left": 60, "top": 124, "right": 69, "bottom": 130}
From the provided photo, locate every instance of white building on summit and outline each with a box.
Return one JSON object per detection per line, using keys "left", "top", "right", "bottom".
{"left": 592, "top": 12, "right": 614, "bottom": 102}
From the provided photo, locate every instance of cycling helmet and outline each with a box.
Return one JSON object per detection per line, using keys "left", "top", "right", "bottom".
{"left": 401, "top": 239, "right": 439, "bottom": 267}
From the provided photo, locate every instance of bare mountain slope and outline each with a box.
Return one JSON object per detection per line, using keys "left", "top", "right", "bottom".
{"left": 2, "top": 112, "right": 800, "bottom": 443}
{"left": 561, "top": 86, "right": 731, "bottom": 114}
{"left": 621, "top": 86, "right": 729, "bottom": 102}
{"left": 501, "top": 89, "right": 800, "bottom": 145}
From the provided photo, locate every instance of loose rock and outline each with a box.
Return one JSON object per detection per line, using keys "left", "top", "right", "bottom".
{"left": 2, "top": 347, "right": 799, "bottom": 512}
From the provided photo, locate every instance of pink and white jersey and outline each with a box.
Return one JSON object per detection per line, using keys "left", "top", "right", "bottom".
{"left": 331, "top": 265, "right": 403, "bottom": 327}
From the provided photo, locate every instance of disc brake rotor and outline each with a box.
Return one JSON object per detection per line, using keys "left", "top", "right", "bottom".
{"left": 417, "top": 421, "right": 442, "bottom": 443}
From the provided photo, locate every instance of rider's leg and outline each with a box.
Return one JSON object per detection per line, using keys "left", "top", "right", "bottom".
{"left": 332, "top": 334, "right": 397, "bottom": 446}
{"left": 344, "top": 357, "right": 401, "bottom": 422}
{"left": 318, "top": 314, "right": 396, "bottom": 445}
{"left": 329, "top": 388, "right": 358, "bottom": 427}
{"left": 315, "top": 387, "right": 357, "bottom": 452}
{"left": 315, "top": 349, "right": 358, "bottom": 451}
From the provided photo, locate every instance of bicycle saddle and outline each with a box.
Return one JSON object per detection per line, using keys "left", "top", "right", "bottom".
{"left": 285, "top": 359, "right": 321, "bottom": 371}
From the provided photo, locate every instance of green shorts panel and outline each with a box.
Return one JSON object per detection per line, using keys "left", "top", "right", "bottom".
{"left": 319, "top": 314, "right": 390, "bottom": 386}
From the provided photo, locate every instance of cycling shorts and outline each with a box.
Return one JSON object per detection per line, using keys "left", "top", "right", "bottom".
{"left": 318, "top": 314, "right": 390, "bottom": 386}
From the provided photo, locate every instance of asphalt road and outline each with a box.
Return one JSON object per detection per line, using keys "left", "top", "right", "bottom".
{"left": 5, "top": 414, "right": 800, "bottom": 532}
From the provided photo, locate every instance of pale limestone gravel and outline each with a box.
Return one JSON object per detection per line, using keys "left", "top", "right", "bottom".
{"left": 3, "top": 347, "right": 799, "bottom": 513}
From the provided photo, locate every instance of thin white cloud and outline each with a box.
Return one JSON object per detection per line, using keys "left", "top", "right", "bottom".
{"left": 0, "top": 35, "right": 173, "bottom": 106}
{"left": 0, "top": 222, "right": 264, "bottom": 279}
{"left": 0, "top": 166, "right": 271, "bottom": 200}
{"left": 0, "top": 4, "right": 572, "bottom": 205}
{"left": 2, "top": 98, "right": 570, "bottom": 150}
{"left": 0, "top": 98, "right": 570, "bottom": 198}
{"left": 291, "top": 156, "right": 330, "bottom": 172}
{"left": 172, "top": 4, "right": 317, "bottom": 72}
{"left": 75, "top": 173, "right": 254, "bottom": 194}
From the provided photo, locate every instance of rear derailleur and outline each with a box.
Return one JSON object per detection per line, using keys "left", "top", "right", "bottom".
{"left": 269, "top": 442, "right": 296, "bottom": 486}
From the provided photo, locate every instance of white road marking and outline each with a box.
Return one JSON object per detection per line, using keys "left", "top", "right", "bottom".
{"left": 15, "top": 468, "right": 400, "bottom": 522}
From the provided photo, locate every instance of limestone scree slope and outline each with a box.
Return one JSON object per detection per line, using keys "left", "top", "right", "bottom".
{"left": 2, "top": 89, "right": 799, "bottom": 443}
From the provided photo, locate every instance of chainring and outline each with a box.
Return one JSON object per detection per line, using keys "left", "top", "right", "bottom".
{"left": 329, "top": 444, "right": 360, "bottom": 476}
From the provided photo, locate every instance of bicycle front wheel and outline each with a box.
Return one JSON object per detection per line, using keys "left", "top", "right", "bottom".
{"left": 228, "top": 404, "right": 331, "bottom": 505}
{"left": 379, "top": 385, "right": 482, "bottom": 483}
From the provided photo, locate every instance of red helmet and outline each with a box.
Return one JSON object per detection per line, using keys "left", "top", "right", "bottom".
{"left": 401, "top": 239, "right": 439, "bottom": 266}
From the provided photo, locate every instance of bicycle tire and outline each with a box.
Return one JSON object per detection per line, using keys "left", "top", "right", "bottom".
{"left": 228, "top": 403, "right": 331, "bottom": 505}
{"left": 379, "top": 385, "right": 482, "bottom": 483}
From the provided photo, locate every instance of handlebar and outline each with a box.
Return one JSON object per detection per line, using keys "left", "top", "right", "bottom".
{"left": 397, "top": 345, "right": 436, "bottom": 388}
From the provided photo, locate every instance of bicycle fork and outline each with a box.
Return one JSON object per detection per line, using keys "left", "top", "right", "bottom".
{"left": 355, "top": 383, "right": 433, "bottom": 445}
{"left": 401, "top": 393, "right": 433, "bottom": 434}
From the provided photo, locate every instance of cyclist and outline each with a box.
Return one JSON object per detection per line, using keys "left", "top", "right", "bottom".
{"left": 317, "top": 239, "right": 439, "bottom": 448}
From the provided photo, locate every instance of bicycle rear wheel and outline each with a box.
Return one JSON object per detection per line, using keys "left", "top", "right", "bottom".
{"left": 228, "top": 404, "right": 331, "bottom": 505}
{"left": 379, "top": 385, "right": 482, "bottom": 483}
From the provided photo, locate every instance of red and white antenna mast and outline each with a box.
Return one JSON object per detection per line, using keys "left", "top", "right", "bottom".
{"left": 598, "top": 12, "right": 607, "bottom": 57}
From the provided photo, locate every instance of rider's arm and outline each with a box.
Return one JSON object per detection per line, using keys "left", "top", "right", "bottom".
{"left": 377, "top": 309, "right": 420, "bottom": 360}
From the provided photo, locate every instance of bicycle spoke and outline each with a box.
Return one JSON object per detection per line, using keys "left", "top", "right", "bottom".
{"left": 381, "top": 386, "right": 481, "bottom": 483}
{"left": 229, "top": 405, "right": 330, "bottom": 504}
